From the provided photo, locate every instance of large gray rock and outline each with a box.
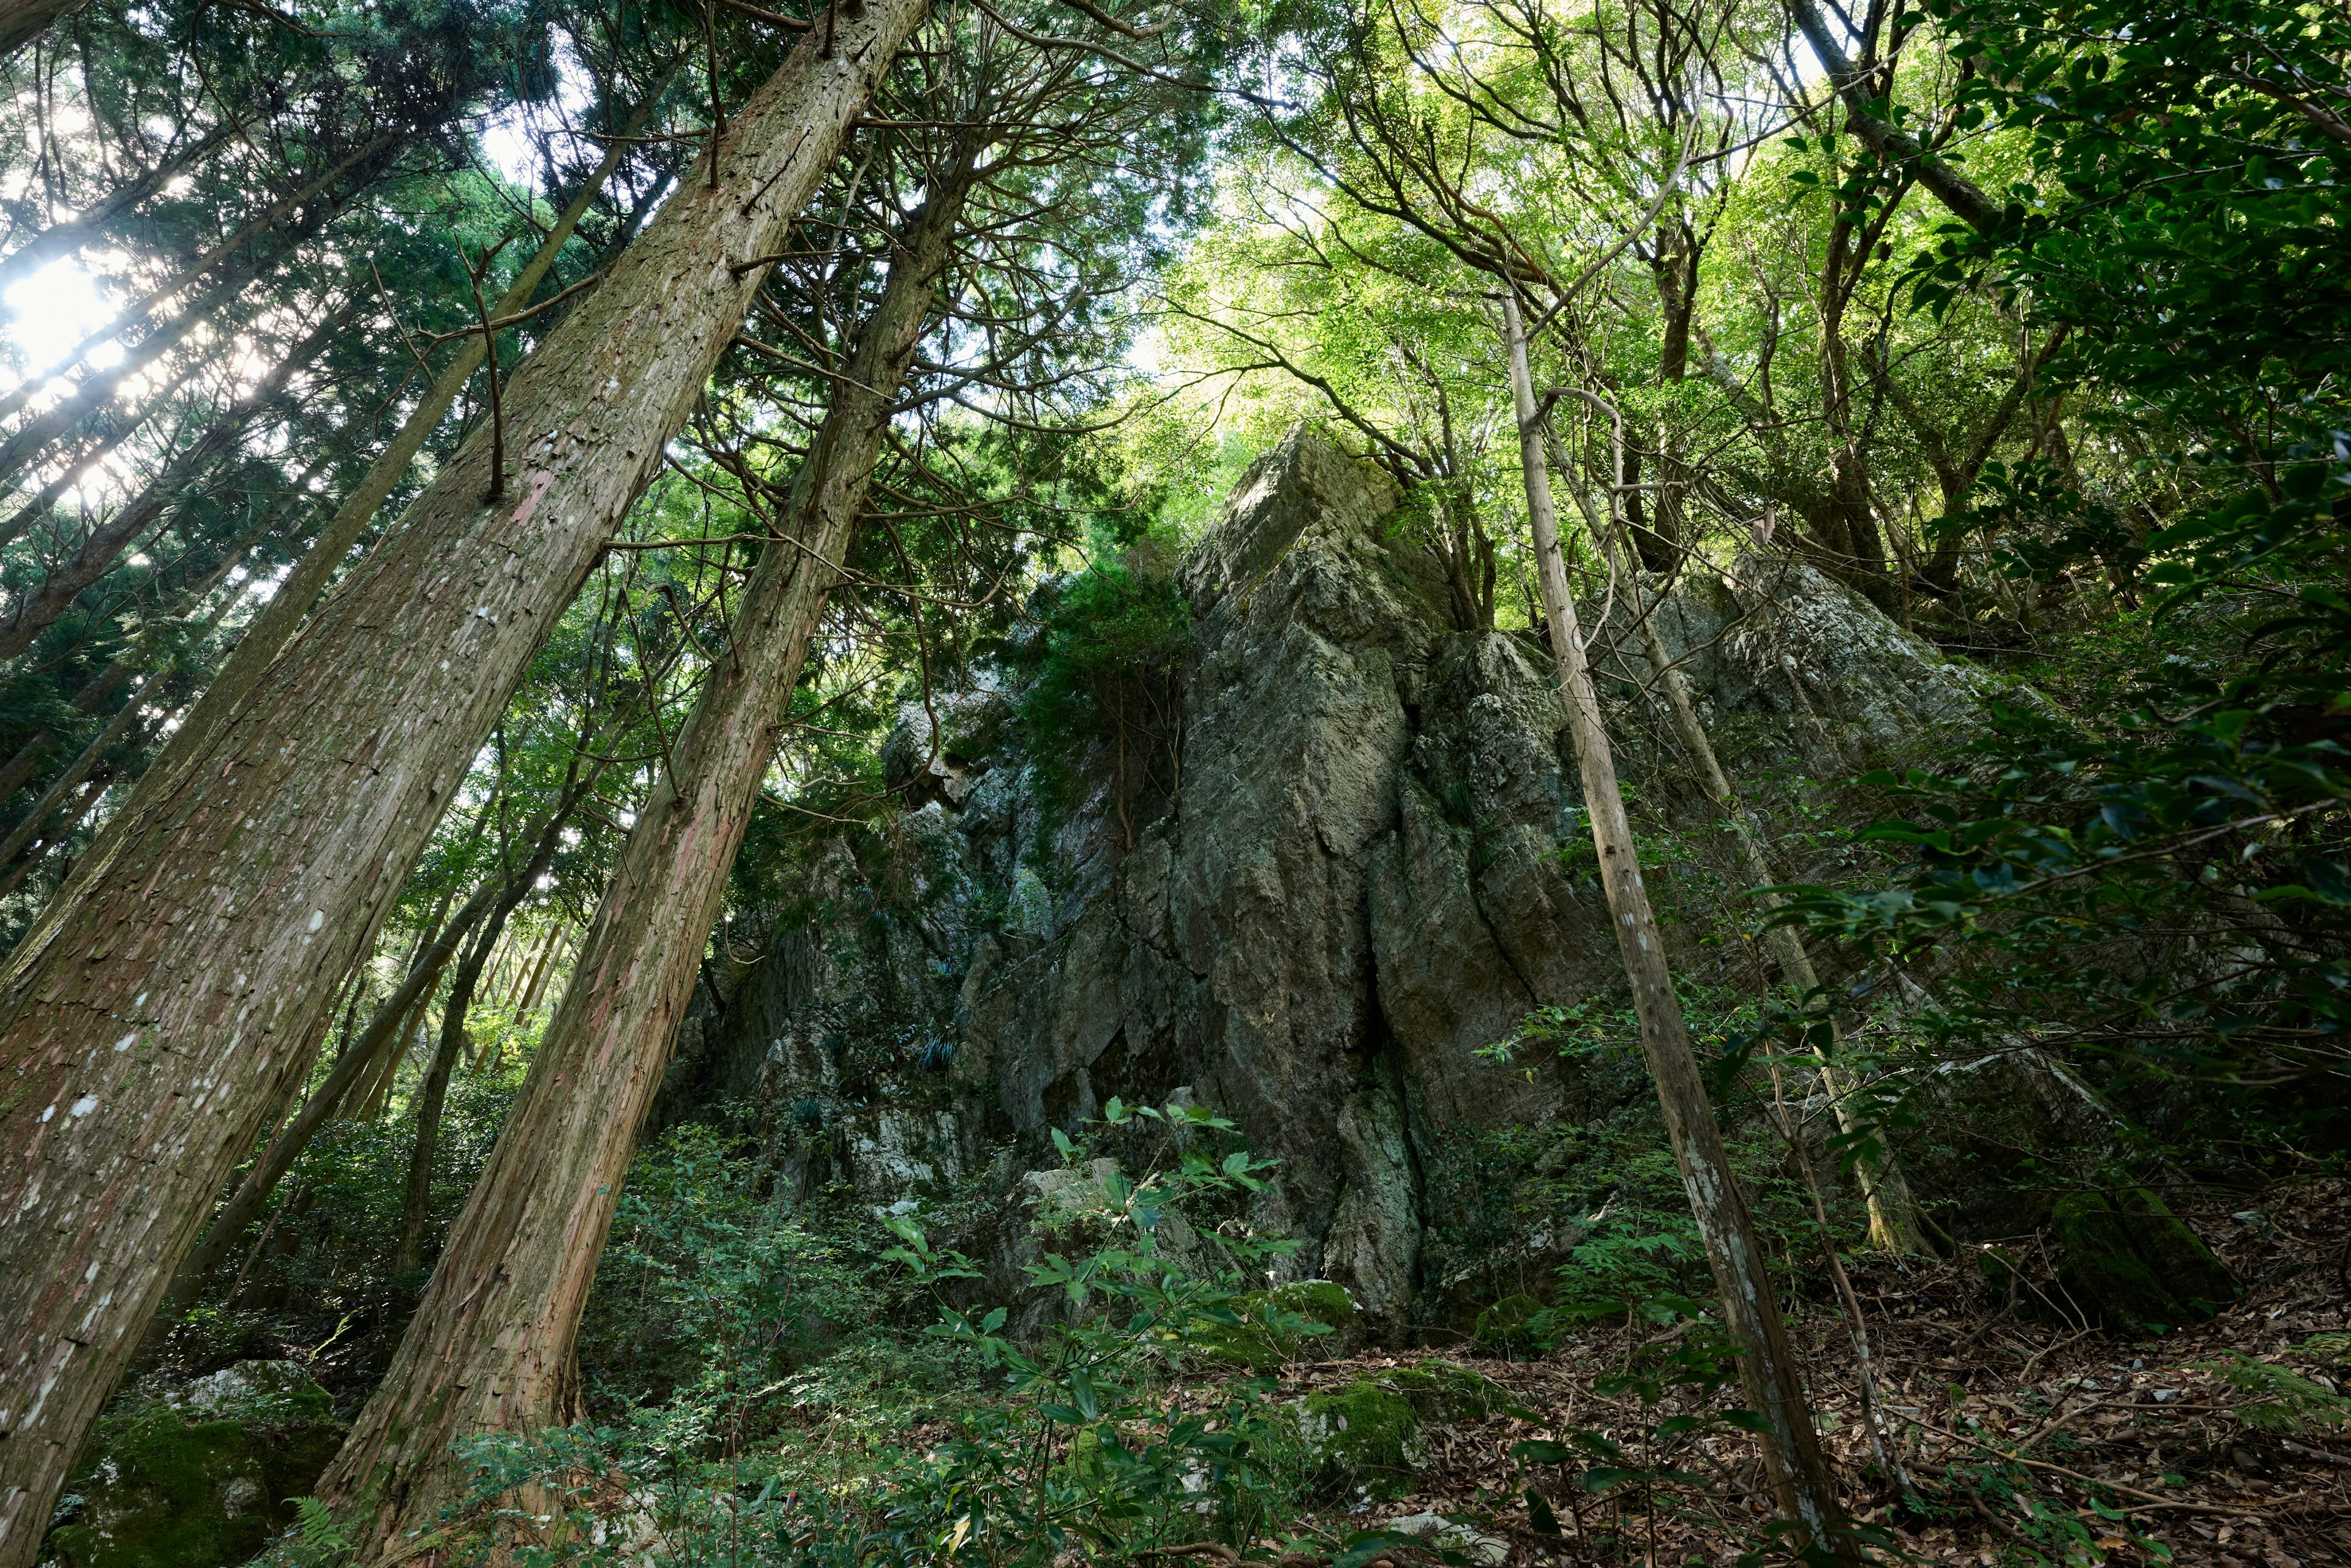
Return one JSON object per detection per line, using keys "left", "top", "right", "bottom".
{"left": 661, "top": 426, "right": 2076, "bottom": 1340}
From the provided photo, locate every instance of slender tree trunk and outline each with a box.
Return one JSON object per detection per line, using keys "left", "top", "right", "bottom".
{"left": 0, "top": 231, "right": 310, "bottom": 498}
{"left": 0, "top": 17, "right": 920, "bottom": 1546}
{"left": 506, "top": 922, "right": 561, "bottom": 1022}
{"left": 0, "top": 677, "right": 146, "bottom": 872}
{"left": 320, "top": 148, "right": 973, "bottom": 1556}
{"left": 517, "top": 923, "right": 567, "bottom": 1016}
{"left": 0, "top": 770, "right": 111, "bottom": 904}
{"left": 1502, "top": 295, "right": 1850, "bottom": 1556}
{"left": 152, "top": 883, "right": 495, "bottom": 1320}
{"left": 0, "top": 135, "right": 391, "bottom": 427}
{"left": 0, "top": 353, "right": 209, "bottom": 557}
{"left": 94, "top": 119, "right": 645, "bottom": 868}
{"left": 392, "top": 904, "right": 515, "bottom": 1280}
{"left": 0, "top": 304, "right": 348, "bottom": 661}
{"left": 1551, "top": 413, "right": 1930, "bottom": 1254}
{"left": 0, "top": 124, "right": 235, "bottom": 296}
{"left": 0, "top": 462, "right": 309, "bottom": 820}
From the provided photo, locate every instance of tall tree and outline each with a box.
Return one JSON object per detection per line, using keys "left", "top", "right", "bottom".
{"left": 1504, "top": 291, "right": 1850, "bottom": 1558}
{"left": 0, "top": 5, "right": 924, "bottom": 1556}
{"left": 322, "top": 141, "right": 982, "bottom": 1547}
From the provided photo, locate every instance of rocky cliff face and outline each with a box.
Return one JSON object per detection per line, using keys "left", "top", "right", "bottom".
{"left": 654, "top": 429, "right": 2002, "bottom": 1335}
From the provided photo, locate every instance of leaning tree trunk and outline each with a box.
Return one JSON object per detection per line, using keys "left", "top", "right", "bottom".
{"left": 1550, "top": 411, "right": 1930, "bottom": 1255}
{"left": 391, "top": 900, "right": 515, "bottom": 1280}
{"left": 0, "top": 212, "right": 332, "bottom": 499}
{"left": 319, "top": 152, "right": 976, "bottom": 1558}
{"left": 1502, "top": 296, "right": 1853, "bottom": 1558}
{"left": 0, "top": 0, "right": 82, "bottom": 61}
{"left": 0, "top": 7, "right": 924, "bottom": 1559}
{"left": 97, "top": 118, "right": 645, "bottom": 864}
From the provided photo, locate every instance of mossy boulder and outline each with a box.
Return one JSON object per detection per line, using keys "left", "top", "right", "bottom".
{"left": 1192, "top": 1280, "right": 1359, "bottom": 1370}
{"left": 1292, "top": 1378, "right": 1425, "bottom": 1499}
{"left": 44, "top": 1360, "right": 346, "bottom": 1568}
{"left": 1385, "top": 1359, "right": 1522, "bottom": 1422}
{"left": 2052, "top": 1188, "right": 2239, "bottom": 1332}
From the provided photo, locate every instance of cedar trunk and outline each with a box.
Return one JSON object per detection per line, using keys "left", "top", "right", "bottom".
{"left": 319, "top": 160, "right": 977, "bottom": 1557}
{"left": 1502, "top": 296, "right": 1851, "bottom": 1554}
{"left": 0, "top": 9, "right": 923, "bottom": 1561}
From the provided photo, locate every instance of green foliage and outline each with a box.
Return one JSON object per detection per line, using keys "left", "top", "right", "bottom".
{"left": 434, "top": 1101, "right": 1314, "bottom": 1566}
{"left": 1016, "top": 560, "right": 1191, "bottom": 822}
{"left": 2189, "top": 1350, "right": 2351, "bottom": 1434}
{"left": 47, "top": 1366, "right": 344, "bottom": 1568}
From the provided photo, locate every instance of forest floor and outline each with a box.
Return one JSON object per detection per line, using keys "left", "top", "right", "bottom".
{"left": 1216, "top": 1181, "right": 2351, "bottom": 1568}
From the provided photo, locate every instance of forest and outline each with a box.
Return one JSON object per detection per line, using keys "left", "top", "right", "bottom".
{"left": 0, "top": 0, "right": 2343, "bottom": 1566}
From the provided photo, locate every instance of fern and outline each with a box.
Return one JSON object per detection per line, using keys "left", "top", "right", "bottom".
{"left": 2189, "top": 1350, "right": 2351, "bottom": 1433}
{"left": 287, "top": 1495, "right": 354, "bottom": 1564}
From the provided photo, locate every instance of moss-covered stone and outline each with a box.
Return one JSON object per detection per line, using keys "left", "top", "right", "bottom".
{"left": 2052, "top": 1188, "right": 2238, "bottom": 1332}
{"left": 1191, "top": 1279, "right": 1358, "bottom": 1370}
{"left": 43, "top": 1361, "right": 346, "bottom": 1568}
{"left": 1385, "top": 1359, "right": 1521, "bottom": 1422}
{"left": 1293, "top": 1378, "right": 1425, "bottom": 1499}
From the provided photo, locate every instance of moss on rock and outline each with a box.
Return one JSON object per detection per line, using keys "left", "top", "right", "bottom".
{"left": 1293, "top": 1378, "right": 1425, "bottom": 1499}
{"left": 2052, "top": 1188, "right": 2238, "bottom": 1332}
{"left": 44, "top": 1361, "right": 345, "bottom": 1568}
{"left": 1385, "top": 1359, "right": 1521, "bottom": 1422}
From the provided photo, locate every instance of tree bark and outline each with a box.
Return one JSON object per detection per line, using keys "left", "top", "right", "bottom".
{"left": 1502, "top": 294, "right": 1851, "bottom": 1556}
{"left": 0, "top": 0, "right": 83, "bottom": 62}
{"left": 319, "top": 144, "right": 975, "bottom": 1557}
{"left": 391, "top": 904, "right": 512, "bottom": 1280}
{"left": 1782, "top": 0, "right": 1998, "bottom": 233}
{"left": 153, "top": 880, "right": 495, "bottom": 1321}
{"left": 0, "top": 8, "right": 921, "bottom": 1552}
{"left": 1558, "top": 418, "right": 1929, "bottom": 1254}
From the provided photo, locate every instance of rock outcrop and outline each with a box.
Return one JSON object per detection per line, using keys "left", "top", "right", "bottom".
{"left": 43, "top": 1360, "right": 344, "bottom": 1568}
{"left": 654, "top": 428, "right": 2019, "bottom": 1335}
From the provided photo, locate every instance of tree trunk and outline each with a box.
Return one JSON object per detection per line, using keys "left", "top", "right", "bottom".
{"left": 153, "top": 882, "right": 494, "bottom": 1321}
{"left": 0, "top": 206, "right": 336, "bottom": 499}
{"left": 392, "top": 905, "right": 513, "bottom": 1280}
{"left": 319, "top": 146, "right": 974, "bottom": 1556}
{"left": 1502, "top": 295, "right": 1851, "bottom": 1556}
{"left": 0, "top": 304, "right": 348, "bottom": 661}
{"left": 0, "top": 10, "right": 921, "bottom": 1552}
{"left": 0, "top": 352, "right": 209, "bottom": 557}
{"left": 0, "top": 0, "right": 83, "bottom": 62}
{"left": 0, "top": 770, "right": 113, "bottom": 905}
{"left": 1551, "top": 415, "right": 1929, "bottom": 1255}
{"left": 0, "top": 136, "right": 392, "bottom": 430}
{"left": 0, "top": 454, "right": 316, "bottom": 802}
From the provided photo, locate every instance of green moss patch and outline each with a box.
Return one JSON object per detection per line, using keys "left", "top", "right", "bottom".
{"left": 44, "top": 1362, "right": 345, "bottom": 1568}
{"left": 1191, "top": 1280, "right": 1357, "bottom": 1370}
{"left": 1292, "top": 1378, "right": 1425, "bottom": 1499}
